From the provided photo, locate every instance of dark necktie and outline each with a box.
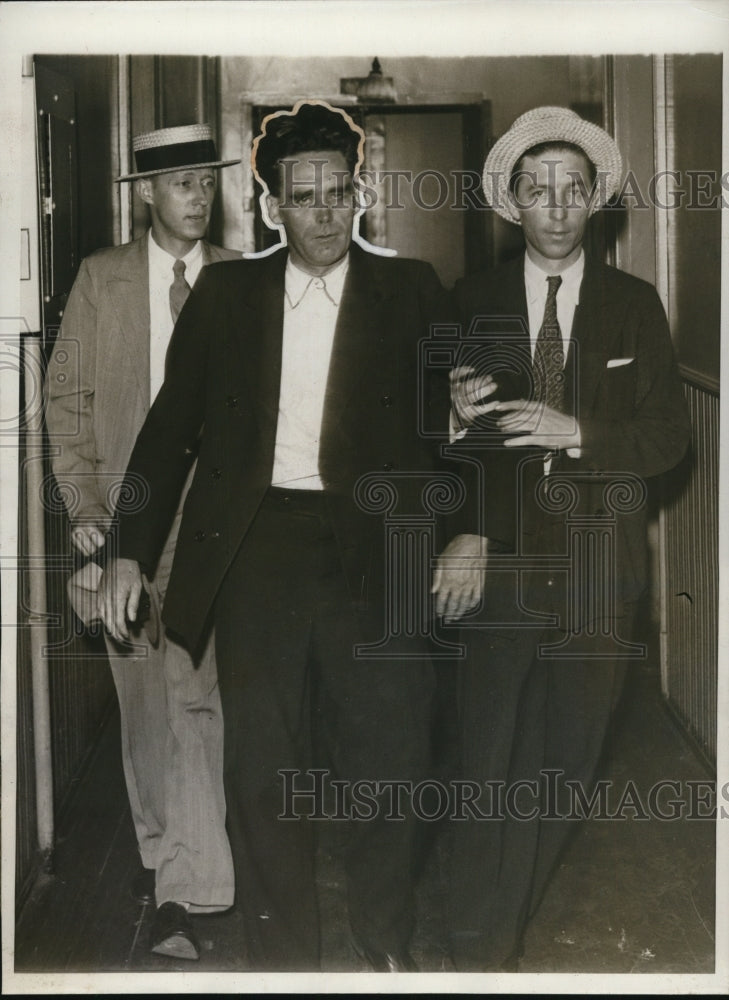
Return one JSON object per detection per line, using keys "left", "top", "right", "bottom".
{"left": 169, "top": 258, "right": 192, "bottom": 324}
{"left": 533, "top": 274, "right": 564, "bottom": 412}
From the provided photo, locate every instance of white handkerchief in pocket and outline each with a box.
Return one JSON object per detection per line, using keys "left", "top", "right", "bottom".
{"left": 606, "top": 357, "right": 634, "bottom": 368}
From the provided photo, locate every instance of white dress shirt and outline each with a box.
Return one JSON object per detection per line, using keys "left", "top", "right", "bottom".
{"left": 524, "top": 251, "right": 584, "bottom": 462}
{"left": 148, "top": 231, "right": 204, "bottom": 402}
{"left": 271, "top": 256, "right": 349, "bottom": 489}
{"left": 523, "top": 249, "right": 584, "bottom": 361}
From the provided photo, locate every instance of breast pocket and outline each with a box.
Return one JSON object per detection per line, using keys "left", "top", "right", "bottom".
{"left": 602, "top": 360, "right": 638, "bottom": 413}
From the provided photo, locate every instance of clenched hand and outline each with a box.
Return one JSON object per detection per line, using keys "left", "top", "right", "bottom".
{"left": 97, "top": 557, "right": 143, "bottom": 643}
{"left": 431, "top": 533, "right": 488, "bottom": 620}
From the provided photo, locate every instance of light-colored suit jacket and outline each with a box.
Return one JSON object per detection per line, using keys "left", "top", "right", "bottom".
{"left": 45, "top": 232, "right": 240, "bottom": 621}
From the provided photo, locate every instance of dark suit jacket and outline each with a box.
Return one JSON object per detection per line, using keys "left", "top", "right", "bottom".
{"left": 451, "top": 253, "right": 691, "bottom": 625}
{"left": 116, "top": 244, "right": 450, "bottom": 652}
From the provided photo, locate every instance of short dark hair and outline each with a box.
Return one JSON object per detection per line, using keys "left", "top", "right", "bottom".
{"left": 509, "top": 141, "right": 597, "bottom": 193}
{"left": 253, "top": 102, "right": 363, "bottom": 197}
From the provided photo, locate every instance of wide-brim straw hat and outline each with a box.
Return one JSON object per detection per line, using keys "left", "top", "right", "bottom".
{"left": 116, "top": 123, "right": 240, "bottom": 181}
{"left": 482, "top": 106, "right": 623, "bottom": 223}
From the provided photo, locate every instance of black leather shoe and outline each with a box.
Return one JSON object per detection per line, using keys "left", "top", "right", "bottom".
{"left": 149, "top": 902, "right": 200, "bottom": 960}
{"left": 131, "top": 866, "right": 155, "bottom": 905}
{"left": 354, "top": 941, "right": 418, "bottom": 972}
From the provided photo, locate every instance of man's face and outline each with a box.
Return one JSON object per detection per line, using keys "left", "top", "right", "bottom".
{"left": 512, "top": 148, "right": 592, "bottom": 272}
{"left": 267, "top": 150, "right": 355, "bottom": 275}
{"left": 138, "top": 167, "right": 216, "bottom": 254}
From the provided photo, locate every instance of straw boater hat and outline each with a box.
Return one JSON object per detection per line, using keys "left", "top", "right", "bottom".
{"left": 482, "top": 106, "right": 623, "bottom": 224}
{"left": 116, "top": 123, "right": 240, "bottom": 181}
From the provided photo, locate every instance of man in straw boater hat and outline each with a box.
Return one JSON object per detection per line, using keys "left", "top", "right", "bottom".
{"left": 432, "top": 106, "right": 690, "bottom": 970}
{"left": 95, "top": 99, "right": 451, "bottom": 971}
{"left": 45, "top": 124, "right": 241, "bottom": 959}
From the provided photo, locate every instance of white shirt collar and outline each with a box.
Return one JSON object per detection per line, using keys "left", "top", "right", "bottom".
{"left": 284, "top": 254, "right": 349, "bottom": 310}
{"left": 147, "top": 229, "right": 203, "bottom": 273}
{"left": 524, "top": 249, "right": 585, "bottom": 304}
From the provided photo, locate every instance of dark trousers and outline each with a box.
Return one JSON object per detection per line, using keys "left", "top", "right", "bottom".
{"left": 214, "top": 488, "right": 434, "bottom": 970}
{"left": 448, "top": 619, "right": 630, "bottom": 970}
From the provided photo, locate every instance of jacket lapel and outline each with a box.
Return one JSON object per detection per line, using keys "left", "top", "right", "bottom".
{"left": 567, "top": 257, "right": 614, "bottom": 419}
{"left": 107, "top": 235, "right": 151, "bottom": 407}
{"left": 494, "top": 253, "right": 530, "bottom": 326}
{"left": 319, "top": 245, "right": 393, "bottom": 488}
{"left": 231, "top": 249, "right": 287, "bottom": 440}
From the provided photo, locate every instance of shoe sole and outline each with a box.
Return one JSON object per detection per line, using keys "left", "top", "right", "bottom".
{"left": 151, "top": 935, "right": 200, "bottom": 961}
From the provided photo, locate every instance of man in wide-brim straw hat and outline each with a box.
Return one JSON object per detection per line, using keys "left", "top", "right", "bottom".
{"left": 433, "top": 106, "right": 690, "bottom": 970}
{"left": 45, "top": 123, "right": 241, "bottom": 960}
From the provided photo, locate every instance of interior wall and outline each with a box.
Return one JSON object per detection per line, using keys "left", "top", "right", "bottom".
{"left": 612, "top": 53, "right": 721, "bottom": 764}
{"left": 658, "top": 53, "right": 721, "bottom": 763}
{"left": 380, "top": 110, "right": 465, "bottom": 288}
{"left": 220, "top": 55, "right": 574, "bottom": 132}
{"left": 669, "top": 54, "right": 722, "bottom": 387}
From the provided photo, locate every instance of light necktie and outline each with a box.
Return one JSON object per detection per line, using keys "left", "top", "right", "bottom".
{"left": 169, "top": 258, "right": 192, "bottom": 324}
{"left": 533, "top": 274, "right": 564, "bottom": 412}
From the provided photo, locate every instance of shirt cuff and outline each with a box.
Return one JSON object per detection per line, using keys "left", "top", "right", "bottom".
{"left": 449, "top": 408, "right": 468, "bottom": 444}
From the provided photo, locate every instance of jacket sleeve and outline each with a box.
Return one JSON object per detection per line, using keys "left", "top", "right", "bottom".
{"left": 44, "top": 257, "right": 111, "bottom": 526}
{"left": 115, "top": 268, "right": 214, "bottom": 573}
{"left": 417, "top": 261, "right": 454, "bottom": 438}
{"left": 576, "top": 283, "right": 691, "bottom": 479}
{"left": 441, "top": 278, "right": 522, "bottom": 548}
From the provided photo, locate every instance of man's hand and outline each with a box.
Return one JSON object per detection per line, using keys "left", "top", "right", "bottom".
{"left": 71, "top": 523, "right": 107, "bottom": 557}
{"left": 450, "top": 365, "right": 499, "bottom": 430}
{"left": 97, "top": 558, "right": 143, "bottom": 643}
{"left": 431, "top": 533, "right": 488, "bottom": 620}
{"left": 495, "top": 399, "right": 581, "bottom": 452}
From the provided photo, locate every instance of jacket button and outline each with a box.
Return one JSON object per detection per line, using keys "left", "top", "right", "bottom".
{"left": 211, "top": 468, "right": 222, "bottom": 479}
{"left": 382, "top": 462, "right": 394, "bottom": 471}
{"left": 194, "top": 530, "right": 206, "bottom": 542}
{"left": 225, "top": 395, "right": 238, "bottom": 408}
{"left": 210, "top": 530, "right": 220, "bottom": 539}
{"left": 380, "top": 394, "right": 394, "bottom": 407}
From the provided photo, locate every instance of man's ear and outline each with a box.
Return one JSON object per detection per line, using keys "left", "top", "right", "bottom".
{"left": 135, "top": 177, "right": 155, "bottom": 206}
{"left": 266, "top": 192, "right": 282, "bottom": 225}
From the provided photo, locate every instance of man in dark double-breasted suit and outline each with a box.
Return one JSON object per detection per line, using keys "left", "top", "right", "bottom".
{"left": 98, "top": 101, "right": 449, "bottom": 971}
{"left": 433, "top": 107, "right": 691, "bottom": 971}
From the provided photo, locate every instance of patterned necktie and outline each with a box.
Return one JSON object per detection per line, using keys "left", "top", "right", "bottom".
{"left": 169, "top": 258, "right": 192, "bottom": 324}
{"left": 533, "top": 274, "right": 564, "bottom": 412}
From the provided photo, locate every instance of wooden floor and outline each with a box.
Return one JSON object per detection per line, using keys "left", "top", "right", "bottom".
{"left": 14, "top": 658, "right": 716, "bottom": 981}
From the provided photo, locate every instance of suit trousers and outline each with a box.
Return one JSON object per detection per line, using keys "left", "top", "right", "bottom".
{"left": 106, "top": 502, "right": 234, "bottom": 912}
{"left": 448, "top": 618, "right": 629, "bottom": 970}
{"left": 214, "top": 487, "right": 435, "bottom": 970}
